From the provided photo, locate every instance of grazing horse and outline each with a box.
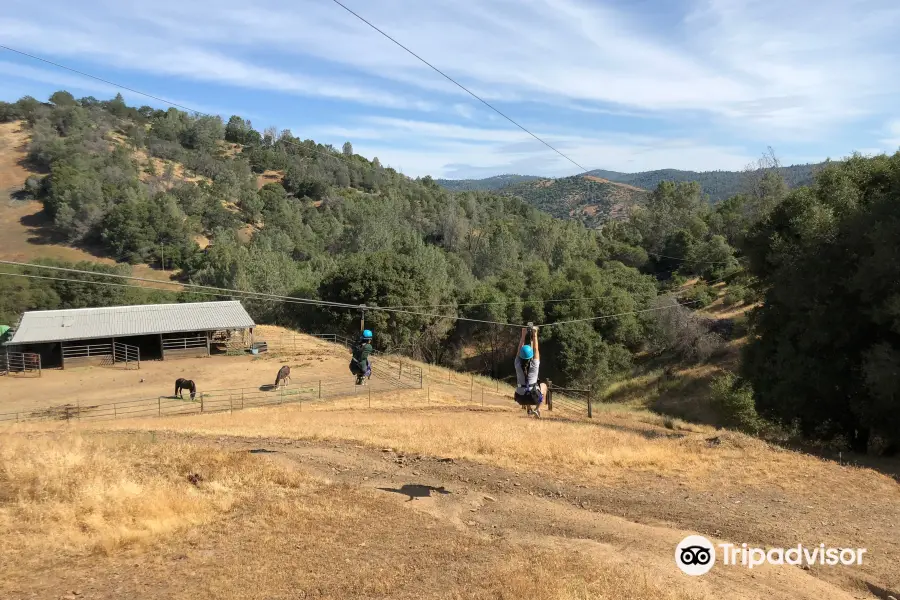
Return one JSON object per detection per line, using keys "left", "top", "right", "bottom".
{"left": 275, "top": 365, "right": 291, "bottom": 388}
{"left": 175, "top": 378, "right": 196, "bottom": 400}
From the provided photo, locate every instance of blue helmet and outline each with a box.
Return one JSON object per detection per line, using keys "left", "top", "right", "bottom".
{"left": 362, "top": 329, "right": 373, "bottom": 340}
{"left": 519, "top": 345, "right": 534, "bottom": 360}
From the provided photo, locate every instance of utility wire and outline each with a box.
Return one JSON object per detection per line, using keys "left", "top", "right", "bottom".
{"left": 0, "top": 260, "right": 519, "bottom": 328}
{"left": 645, "top": 250, "right": 736, "bottom": 265}
{"left": 327, "top": 0, "right": 590, "bottom": 174}
{"left": 0, "top": 263, "right": 722, "bottom": 330}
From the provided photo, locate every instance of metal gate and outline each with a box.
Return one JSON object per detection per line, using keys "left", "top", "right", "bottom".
{"left": 113, "top": 342, "right": 140, "bottom": 369}
{"left": 1, "top": 352, "right": 42, "bottom": 377}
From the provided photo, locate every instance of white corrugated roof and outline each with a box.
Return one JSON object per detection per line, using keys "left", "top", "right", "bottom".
{"left": 6, "top": 301, "right": 255, "bottom": 345}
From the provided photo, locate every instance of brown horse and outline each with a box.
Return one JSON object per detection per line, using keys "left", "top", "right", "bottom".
{"left": 275, "top": 365, "right": 291, "bottom": 388}
{"left": 175, "top": 378, "right": 196, "bottom": 400}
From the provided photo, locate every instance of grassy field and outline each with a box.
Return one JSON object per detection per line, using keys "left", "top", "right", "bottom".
{"left": 2, "top": 332, "right": 898, "bottom": 599}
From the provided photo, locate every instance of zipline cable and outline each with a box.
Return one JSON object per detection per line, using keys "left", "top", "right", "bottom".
{"left": 0, "top": 260, "right": 519, "bottom": 328}
{"left": 0, "top": 263, "right": 725, "bottom": 330}
{"left": 327, "top": 0, "right": 590, "bottom": 174}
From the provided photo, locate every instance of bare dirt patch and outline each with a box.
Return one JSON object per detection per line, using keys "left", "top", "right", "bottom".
{"left": 0, "top": 329, "right": 352, "bottom": 414}
{"left": 256, "top": 169, "right": 283, "bottom": 189}
{"left": 4, "top": 413, "right": 895, "bottom": 599}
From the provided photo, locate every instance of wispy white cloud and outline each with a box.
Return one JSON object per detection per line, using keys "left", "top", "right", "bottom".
{"left": 0, "top": 16, "right": 436, "bottom": 112}
{"left": 305, "top": 116, "right": 755, "bottom": 178}
{"left": 881, "top": 119, "right": 900, "bottom": 151}
{"left": 2, "top": 0, "right": 898, "bottom": 176}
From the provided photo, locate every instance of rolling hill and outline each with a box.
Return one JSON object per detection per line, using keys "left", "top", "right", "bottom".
{"left": 434, "top": 174, "right": 542, "bottom": 191}
{"left": 439, "top": 163, "right": 826, "bottom": 204}
{"left": 497, "top": 175, "right": 649, "bottom": 229}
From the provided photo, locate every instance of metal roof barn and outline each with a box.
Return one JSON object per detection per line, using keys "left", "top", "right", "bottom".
{"left": 6, "top": 301, "right": 255, "bottom": 345}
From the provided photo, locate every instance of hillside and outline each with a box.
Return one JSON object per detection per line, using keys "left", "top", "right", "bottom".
{"left": 0, "top": 120, "right": 166, "bottom": 282}
{"left": 587, "top": 164, "right": 824, "bottom": 203}
{"left": 498, "top": 174, "right": 649, "bottom": 228}
{"left": 0, "top": 91, "right": 669, "bottom": 393}
{"left": 435, "top": 173, "right": 541, "bottom": 191}
{"left": 439, "top": 163, "right": 825, "bottom": 204}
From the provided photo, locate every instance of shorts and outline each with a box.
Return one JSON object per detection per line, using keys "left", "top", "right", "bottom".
{"left": 514, "top": 388, "right": 543, "bottom": 406}
{"left": 350, "top": 360, "right": 370, "bottom": 377}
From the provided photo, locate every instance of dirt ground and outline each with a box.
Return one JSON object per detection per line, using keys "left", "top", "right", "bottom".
{"left": 0, "top": 329, "right": 357, "bottom": 414}
{"left": 2, "top": 404, "right": 897, "bottom": 600}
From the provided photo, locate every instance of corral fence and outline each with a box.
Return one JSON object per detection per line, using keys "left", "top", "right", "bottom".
{"left": 113, "top": 342, "right": 140, "bottom": 370}
{"left": 162, "top": 335, "right": 207, "bottom": 359}
{"left": 1, "top": 351, "right": 41, "bottom": 377}
{"left": 61, "top": 342, "right": 140, "bottom": 370}
{"left": 0, "top": 366, "right": 424, "bottom": 425}
{"left": 267, "top": 331, "right": 593, "bottom": 418}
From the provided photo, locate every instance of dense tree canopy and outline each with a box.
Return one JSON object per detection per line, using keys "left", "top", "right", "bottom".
{"left": 1, "top": 91, "right": 730, "bottom": 390}
{"left": 741, "top": 153, "right": 900, "bottom": 452}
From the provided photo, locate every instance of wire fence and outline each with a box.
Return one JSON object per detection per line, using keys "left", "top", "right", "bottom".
{"left": 0, "top": 330, "right": 595, "bottom": 423}
{"left": 0, "top": 367, "right": 422, "bottom": 425}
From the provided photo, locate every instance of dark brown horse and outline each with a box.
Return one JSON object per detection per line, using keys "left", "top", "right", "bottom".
{"left": 275, "top": 365, "right": 291, "bottom": 388}
{"left": 175, "top": 378, "right": 196, "bottom": 400}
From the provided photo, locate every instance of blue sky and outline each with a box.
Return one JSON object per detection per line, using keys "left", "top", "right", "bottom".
{"left": 2, "top": 0, "right": 899, "bottom": 179}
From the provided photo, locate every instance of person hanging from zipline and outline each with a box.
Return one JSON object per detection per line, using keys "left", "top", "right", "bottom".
{"left": 514, "top": 324, "right": 547, "bottom": 418}
{"left": 350, "top": 329, "right": 374, "bottom": 385}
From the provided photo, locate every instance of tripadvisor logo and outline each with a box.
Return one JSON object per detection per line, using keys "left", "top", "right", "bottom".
{"left": 675, "top": 536, "right": 867, "bottom": 575}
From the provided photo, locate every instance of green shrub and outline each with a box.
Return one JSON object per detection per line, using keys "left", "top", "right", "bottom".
{"left": 722, "top": 285, "right": 747, "bottom": 306}
{"left": 680, "top": 284, "right": 717, "bottom": 308}
{"left": 710, "top": 372, "right": 765, "bottom": 434}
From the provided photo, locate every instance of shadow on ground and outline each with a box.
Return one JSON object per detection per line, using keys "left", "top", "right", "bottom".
{"left": 377, "top": 484, "right": 451, "bottom": 502}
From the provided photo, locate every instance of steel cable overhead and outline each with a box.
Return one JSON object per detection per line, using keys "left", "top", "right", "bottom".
{"left": 0, "top": 261, "right": 724, "bottom": 330}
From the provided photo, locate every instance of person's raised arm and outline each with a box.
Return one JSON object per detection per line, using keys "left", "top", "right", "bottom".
{"left": 518, "top": 327, "right": 527, "bottom": 353}
{"left": 532, "top": 326, "right": 540, "bottom": 361}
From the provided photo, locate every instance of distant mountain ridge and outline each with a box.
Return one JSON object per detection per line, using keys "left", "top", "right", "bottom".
{"left": 435, "top": 174, "right": 542, "bottom": 191}
{"left": 438, "top": 163, "right": 827, "bottom": 203}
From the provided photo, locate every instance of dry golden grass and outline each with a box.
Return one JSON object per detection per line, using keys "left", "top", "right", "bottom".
{"left": 0, "top": 430, "right": 712, "bottom": 600}
{"left": 0, "top": 432, "right": 306, "bottom": 558}
{"left": 24, "top": 388, "right": 888, "bottom": 492}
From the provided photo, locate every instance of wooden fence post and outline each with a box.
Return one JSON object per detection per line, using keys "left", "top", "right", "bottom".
{"left": 587, "top": 385, "right": 593, "bottom": 419}
{"left": 481, "top": 386, "right": 484, "bottom": 407}
{"left": 158, "top": 396, "right": 161, "bottom": 415}
{"left": 398, "top": 361, "right": 402, "bottom": 380}
{"left": 113, "top": 403, "right": 117, "bottom": 418}
{"left": 546, "top": 380, "right": 553, "bottom": 412}
{"left": 241, "top": 389, "right": 245, "bottom": 409}
{"left": 318, "top": 380, "right": 322, "bottom": 399}
{"left": 200, "top": 394, "right": 205, "bottom": 413}
{"left": 470, "top": 374, "right": 474, "bottom": 403}
{"left": 229, "top": 395, "right": 233, "bottom": 414}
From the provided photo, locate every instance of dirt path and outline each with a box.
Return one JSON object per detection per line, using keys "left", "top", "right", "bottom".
{"left": 47, "top": 428, "right": 893, "bottom": 600}
{"left": 3, "top": 419, "right": 897, "bottom": 599}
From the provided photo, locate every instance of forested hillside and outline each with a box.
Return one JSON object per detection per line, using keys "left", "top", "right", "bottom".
{"left": 498, "top": 175, "right": 648, "bottom": 229}
{"left": 588, "top": 164, "right": 824, "bottom": 203}
{"left": 1, "top": 91, "right": 897, "bottom": 454}
{"left": 435, "top": 174, "right": 541, "bottom": 191}
{"left": 439, "top": 163, "right": 825, "bottom": 212}
{"left": 0, "top": 91, "right": 715, "bottom": 391}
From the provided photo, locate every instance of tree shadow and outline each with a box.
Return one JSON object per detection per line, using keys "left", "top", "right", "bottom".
{"left": 864, "top": 581, "right": 900, "bottom": 600}
{"left": 377, "top": 484, "right": 451, "bottom": 502}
